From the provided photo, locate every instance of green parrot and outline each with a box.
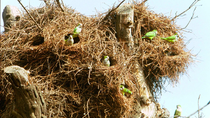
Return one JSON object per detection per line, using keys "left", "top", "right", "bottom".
{"left": 73, "top": 23, "right": 82, "bottom": 38}
{"left": 142, "top": 29, "right": 157, "bottom": 40}
{"left": 161, "top": 33, "right": 178, "bottom": 43}
{"left": 174, "top": 105, "right": 182, "bottom": 118}
{"left": 65, "top": 35, "right": 74, "bottom": 46}
{"left": 103, "top": 56, "right": 110, "bottom": 67}
{"left": 120, "top": 85, "right": 132, "bottom": 96}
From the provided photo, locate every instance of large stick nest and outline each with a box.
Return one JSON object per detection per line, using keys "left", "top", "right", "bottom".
{"left": 0, "top": 1, "right": 192, "bottom": 117}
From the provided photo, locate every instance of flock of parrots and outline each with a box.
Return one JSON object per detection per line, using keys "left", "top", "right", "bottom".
{"left": 141, "top": 29, "right": 178, "bottom": 43}
{"left": 65, "top": 24, "right": 182, "bottom": 116}
{"left": 65, "top": 24, "right": 178, "bottom": 46}
{"left": 65, "top": 23, "right": 179, "bottom": 100}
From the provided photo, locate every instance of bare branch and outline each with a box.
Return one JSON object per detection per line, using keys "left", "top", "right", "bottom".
{"left": 181, "top": 7, "right": 198, "bottom": 30}
{"left": 198, "top": 94, "right": 201, "bottom": 118}
{"left": 171, "top": 0, "right": 200, "bottom": 21}
{"left": 187, "top": 100, "right": 210, "bottom": 118}
{"left": 17, "top": 0, "right": 42, "bottom": 31}
{"left": 56, "top": 0, "right": 64, "bottom": 12}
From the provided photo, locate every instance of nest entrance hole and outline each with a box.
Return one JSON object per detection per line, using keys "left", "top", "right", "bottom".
{"left": 65, "top": 33, "right": 80, "bottom": 44}
{"left": 31, "top": 34, "right": 44, "bottom": 46}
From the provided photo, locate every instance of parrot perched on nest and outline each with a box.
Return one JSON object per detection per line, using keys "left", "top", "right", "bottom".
{"left": 174, "top": 105, "right": 182, "bottom": 118}
{"left": 142, "top": 29, "right": 157, "bottom": 40}
{"left": 73, "top": 23, "right": 82, "bottom": 38}
{"left": 161, "top": 33, "right": 178, "bottom": 43}
{"left": 65, "top": 35, "right": 74, "bottom": 46}
{"left": 120, "top": 85, "right": 132, "bottom": 96}
{"left": 103, "top": 56, "right": 110, "bottom": 67}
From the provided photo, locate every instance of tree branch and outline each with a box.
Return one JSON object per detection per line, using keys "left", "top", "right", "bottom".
{"left": 187, "top": 100, "right": 210, "bottom": 118}
{"left": 17, "top": 0, "right": 42, "bottom": 31}
{"left": 171, "top": 0, "right": 200, "bottom": 21}
{"left": 198, "top": 94, "right": 201, "bottom": 118}
{"left": 181, "top": 7, "right": 198, "bottom": 30}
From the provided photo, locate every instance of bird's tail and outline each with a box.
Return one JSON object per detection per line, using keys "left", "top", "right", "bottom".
{"left": 128, "top": 90, "right": 132, "bottom": 94}
{"left": 142, "top": 36, "right": 145, "bottom": 39}
{"left": 125, "top": 88, "right": 132, "bottom": 94}
{"left": 161, "top": 37, "right": 166, "bottom": 40}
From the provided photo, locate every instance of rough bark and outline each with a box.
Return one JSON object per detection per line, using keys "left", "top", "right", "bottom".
{"left": 116, "top": 3, "right": 157, "bottom": 118}
{"left": 116, "top": 3, "right": 134, "bottom": 54}
{"left": 2, "top": 65, "right": 46, "bottom": 118}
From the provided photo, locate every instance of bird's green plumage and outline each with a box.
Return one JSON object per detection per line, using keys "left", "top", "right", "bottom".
{"left": 123, "top": 88, "right": 132, "bottom": 94}
{"left": 120, "top": 85, "right": 132, "bottom": 95}
{"left": 142, "top": 29, "right": 157, "bottom": 40}
{"left": 174, "top": 110, "right": 181, "bottom": 118}
{"left": 73, "top": 23, "right": 82, "bottom": 38}
{"left": 174, "top": 105, "right": 182, "bottom": 118}
{"left": 161, "top": 33, "right": 178, "bottom": 43}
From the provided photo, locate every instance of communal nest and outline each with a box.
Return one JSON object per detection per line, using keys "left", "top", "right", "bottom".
{"left": 0, "top": 1, "right": 192, "bottom": 117}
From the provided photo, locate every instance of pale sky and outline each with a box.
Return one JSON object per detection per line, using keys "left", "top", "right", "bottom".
{"left": 1, "top": 0, "right": 210, "bottom": 117}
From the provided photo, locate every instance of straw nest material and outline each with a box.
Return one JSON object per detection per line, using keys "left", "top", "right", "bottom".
{"left": 0, "top": 1, "right": 192, "bottom": 117}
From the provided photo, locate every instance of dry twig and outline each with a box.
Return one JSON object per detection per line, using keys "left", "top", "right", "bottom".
{"left": 138, "top": 0, "right": 148, "bottom": 6}
{"left": 171, "top": 0, "right": 200, "bottom": 21}
{"left": 181, "top": 7, "right": 198, "bottom": 30}
{"left": 56, "top": 0, "right": 64, "bottom": 12}
{"left": 187, "top": 100, "right": 210, "bottom": 118}
{"left": 198, "top": 94, "right": 201, "bottom": 118}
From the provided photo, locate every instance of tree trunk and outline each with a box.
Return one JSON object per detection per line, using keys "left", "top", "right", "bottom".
{"left": 116, "top": 3, "right": 134, "bottom": 54}
{"left": 116, "top": 3, "right": 157, "bottom": 118}
{"left": 2, "top": 65, "right": 46, "bottom": 118}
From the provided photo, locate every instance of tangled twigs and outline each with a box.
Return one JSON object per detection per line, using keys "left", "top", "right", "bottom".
{"left": 99, "top": 0, "right": 125, "bottom": 24}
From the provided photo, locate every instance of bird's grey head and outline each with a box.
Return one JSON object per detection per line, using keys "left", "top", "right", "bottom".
{"left": 175, "top": 33, "right": 178, "bottom": 39}
{"left": 120, "top": 85, "right": 125, "bottom": 90}
{"left": 69, "top": 35, "right": 73, "bottom": 39}
{"left": 154, "top": 29, "right": 157, "bottom": 34}
{"left": 177, "top": 105, "right": 181, "bottom": 109}
{"left": 78, "top": 23, "right": 82, "bottom": 27}
{"left": 104, "top": 56, "right": 109, "bottom": 60}
{"left": 175, "top": 35, "right": 178, "bottom": 39}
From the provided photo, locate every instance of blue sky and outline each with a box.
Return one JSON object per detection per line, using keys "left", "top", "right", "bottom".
{"left": 1, "top": 0, "right": 210, "bottom": 117}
